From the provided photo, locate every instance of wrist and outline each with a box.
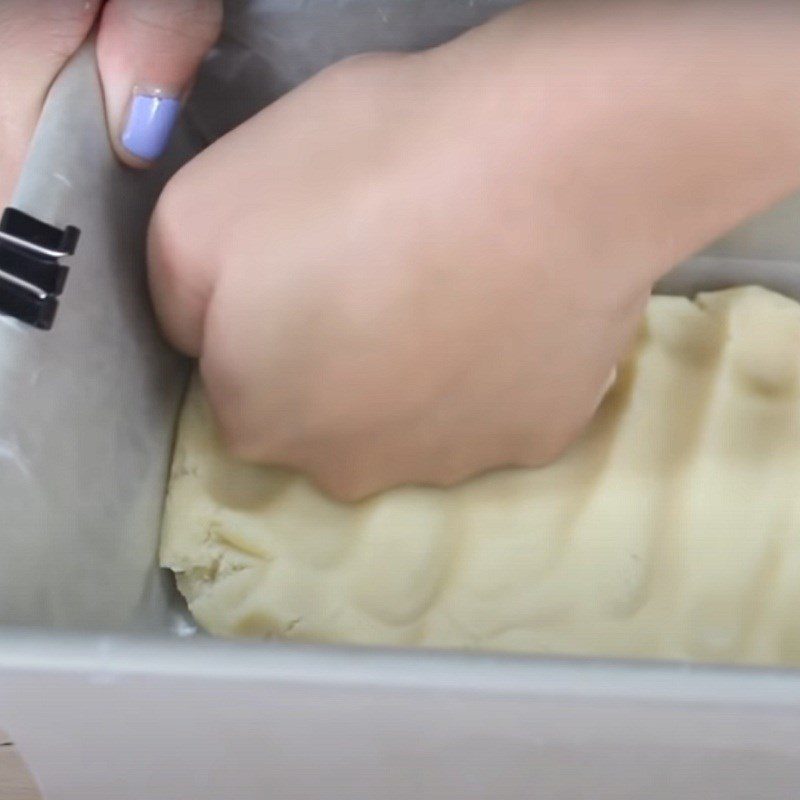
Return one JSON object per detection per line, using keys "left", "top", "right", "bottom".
{"left": 437, "top": 1, "right": 800, "bottom": 282}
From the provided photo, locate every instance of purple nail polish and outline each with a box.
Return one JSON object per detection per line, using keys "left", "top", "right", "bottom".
{"left": 121, "top": 93, "right": 182, "bottom": 162}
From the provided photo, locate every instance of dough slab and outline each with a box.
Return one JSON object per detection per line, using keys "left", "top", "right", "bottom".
{"left": 161, "top": 287, "right": 800, "bottom": 666}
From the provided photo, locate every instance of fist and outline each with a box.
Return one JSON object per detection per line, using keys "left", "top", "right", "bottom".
{"left": 148, "top": 45, "right": 650, "bottom": 499}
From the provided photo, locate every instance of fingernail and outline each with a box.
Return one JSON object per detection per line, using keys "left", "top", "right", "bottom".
{"left": 602, "top": 367, "right": 617, "bottom": 396}
{"left": 121, "top": 89, "right": 182, "bottom": 162}
{"left": 595, "top": 367, "right": 618, "bottom": 410}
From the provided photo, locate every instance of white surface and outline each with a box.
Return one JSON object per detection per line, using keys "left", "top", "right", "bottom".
{"left": 2, "top": 633, "right": 800, "bottom": 800}
{"left": 4, "top": 2, "right": 800, "bottom": 797}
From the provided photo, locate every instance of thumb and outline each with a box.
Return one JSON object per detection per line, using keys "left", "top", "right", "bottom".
{"left": 96, "top": 0, "right": 222, "bottom": 168}
{"left": 0, "top": 0, "right": 100, "bottom": 204}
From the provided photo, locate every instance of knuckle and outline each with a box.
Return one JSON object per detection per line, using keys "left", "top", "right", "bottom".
{"left": 334, "top": 51, "right": 402, "bottom": 71}
{"left": 39, "top": 1, "right": 100, "bottom": 58}
{"left": 39, "top": 0, "right": 101, "bottom": 25}
{"left": 222, "top": 430, "right": 261, "bottom": 464}
{"left": 202, "top": 376, "right": 255, "bottom": 462}
{"left": 148, "top": 172, "right": 218, "bottom": 354}
{"left": 428, "top": 467, "right": 476, "bottom": 489}
{"left": 315, "top": 474, "right": 374, "bottom": 503}
{"left": 149, "top": 182, "right": 192, "bottom": 292}
{"left": 304, "top": 450, "right": 385, "bottom": 502}
{"left": 515, "top": 426, "right": 576, "bottom": 468}
{"left": 201, "top": 354, "right": 295, "bottom": 467}
{"left": 126, "top": 0, "right": 222, "bottom": 45}
{"left": 314, "top": 50, "right": 407, "bottom": 94}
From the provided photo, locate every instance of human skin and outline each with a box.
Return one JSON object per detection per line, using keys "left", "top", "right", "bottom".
{"left": 0, "top": 0, "right": 221, "bottom": 205}
{"left": 149, "top": 0, "right": 800, "bottom": 500}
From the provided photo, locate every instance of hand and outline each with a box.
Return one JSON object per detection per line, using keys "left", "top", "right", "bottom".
{"left": 0, "top": 0, "right": 222, "bottom": 202}
{"left": 149, "top": 1, "right": 800, "bottom": 499}
{"left": 149, "top": 44, "right": 645, "bottom": 500}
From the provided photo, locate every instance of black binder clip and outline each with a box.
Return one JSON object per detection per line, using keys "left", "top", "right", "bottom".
{"left": 0, "top": 207, "right": 80, "bottom": 330}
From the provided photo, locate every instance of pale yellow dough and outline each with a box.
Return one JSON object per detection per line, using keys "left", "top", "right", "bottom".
{"left": 161, "top": 287, "right": 800, "bottom": 666}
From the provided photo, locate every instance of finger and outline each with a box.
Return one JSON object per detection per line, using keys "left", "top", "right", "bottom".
{"left": 95, "top": 0, "right": 222, "bottom": 168}
{"left": 0, "top": 0, "right": 100, "bottom": 203}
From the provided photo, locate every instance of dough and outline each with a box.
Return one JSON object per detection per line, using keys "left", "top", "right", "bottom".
{"left": 161, "top": 287, "right": 800, "bottom": 666}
